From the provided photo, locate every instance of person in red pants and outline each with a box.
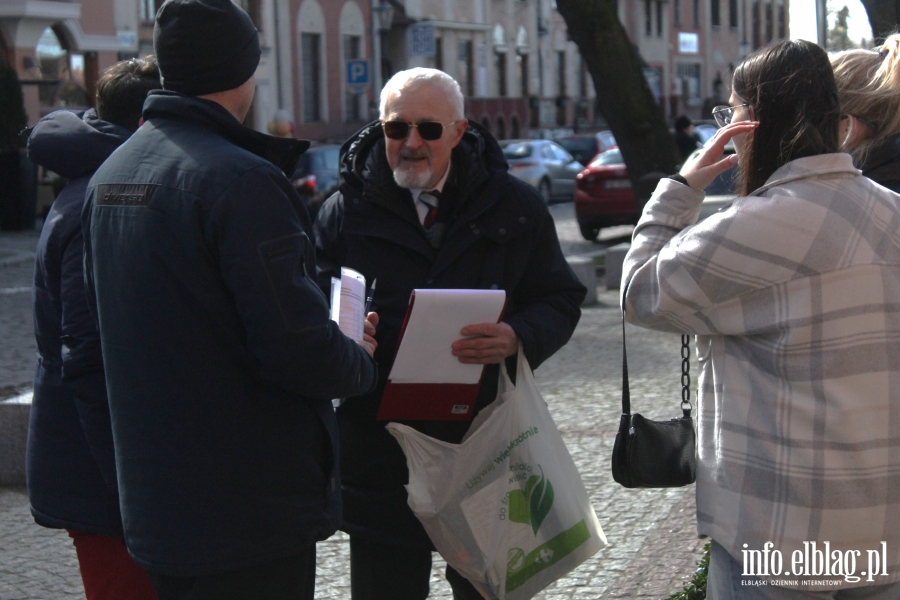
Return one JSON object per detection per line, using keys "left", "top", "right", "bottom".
{"left": 26, "top": 57, "right": 161, "bottom": 600}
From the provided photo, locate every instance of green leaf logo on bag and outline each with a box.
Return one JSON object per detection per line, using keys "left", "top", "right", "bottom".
{"left": 505, "top": 520, "right": 592, "bottom": 593}
{"left": 507, "top": 465, "right": 554, "bottom": 535}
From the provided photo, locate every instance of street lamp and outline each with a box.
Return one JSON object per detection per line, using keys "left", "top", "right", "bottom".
{"left": 371, "top": 1, "right": 395, "bottom": 110}
{"left": 375, "top": 3, "right": 394, "bottom": 32}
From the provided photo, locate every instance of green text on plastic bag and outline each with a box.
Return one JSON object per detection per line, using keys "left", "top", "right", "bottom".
{"left": 505, "top": 519, "right": 592, "bottom": 593}
{"left": 507, "top": 467, "right": 554, "bottom": 535}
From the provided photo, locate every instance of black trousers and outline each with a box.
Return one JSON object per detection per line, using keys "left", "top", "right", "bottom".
{"left": 148, "top": 546, "right": 316, "bottom": 600}
{"left": 349, "top": 536, "right": 483, "bottom": 600}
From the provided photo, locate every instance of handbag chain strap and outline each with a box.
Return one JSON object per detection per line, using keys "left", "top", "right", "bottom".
{"left": 621, "top": 310, "right": 692, "bottom": 419}
{"left": 681, "top": 335, "right": 692, "bottom": 418}
{"left": 621, "top": 312, "right": 631, "bottom": 416}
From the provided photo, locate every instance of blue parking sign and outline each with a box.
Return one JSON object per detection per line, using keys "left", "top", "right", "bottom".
{"left": 347, "top": 60, "right": 369, "bottom": 86}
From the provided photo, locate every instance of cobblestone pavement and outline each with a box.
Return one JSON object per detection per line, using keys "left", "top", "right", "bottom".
{"left": 0, "top": 230, "right": 39, "bottom": 401}
{"left": 0, "top": 206, "right": 707, "bottom": 599}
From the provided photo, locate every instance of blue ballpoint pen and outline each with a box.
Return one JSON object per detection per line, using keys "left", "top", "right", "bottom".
{"left": 364, "top": 278, "right": 377, "bottom": 315}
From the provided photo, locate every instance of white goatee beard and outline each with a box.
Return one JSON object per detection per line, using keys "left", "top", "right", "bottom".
{"left": 393, "top": 164, "right": 434, "bottom": 189}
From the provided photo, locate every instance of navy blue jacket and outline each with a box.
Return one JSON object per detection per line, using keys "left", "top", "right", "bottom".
{"left": 82, "top": 92, "right": 377, "bottom": 576}
{"left": 27, "top": 109, "right": 131, "bottom": 536}
{"left": 314, "top": 121, "right": 586, "bottom": 548}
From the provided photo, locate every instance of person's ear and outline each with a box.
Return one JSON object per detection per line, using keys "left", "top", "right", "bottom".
{"left": 840, "top": 115, "right": 860, "bottom": 151}
{"left": 451, "top": 118, "right": 468, "bottom": 147}
{"left": 138, "top": 117, "right": 145, "bottom": 127}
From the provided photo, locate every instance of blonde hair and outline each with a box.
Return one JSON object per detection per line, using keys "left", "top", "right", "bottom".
{"left": 831, "top": 34, "right": 900, "bottom": 167}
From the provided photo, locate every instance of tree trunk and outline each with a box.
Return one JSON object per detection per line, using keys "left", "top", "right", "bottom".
{"left": 556, "top": 0, "right": 680, "bottom": 206}
{"left": 860, "top": 0, "right": 900, "bottom": 41}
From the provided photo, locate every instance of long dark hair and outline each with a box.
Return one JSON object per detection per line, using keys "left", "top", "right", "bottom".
{"left": 732, "top": 40, "right": 841, "bottom": 195}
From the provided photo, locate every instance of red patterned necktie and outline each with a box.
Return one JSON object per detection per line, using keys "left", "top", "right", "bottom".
{"left": 420, "top": 190, "right": 440, "bottom": 228}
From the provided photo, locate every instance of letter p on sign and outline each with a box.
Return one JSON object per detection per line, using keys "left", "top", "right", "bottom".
{"left": 347, "top": 59, "right": 369, "bottom": 89}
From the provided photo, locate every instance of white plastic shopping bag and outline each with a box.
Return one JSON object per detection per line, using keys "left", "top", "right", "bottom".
{"left": 386, "top": 349, "right": 606, "bottom": 600}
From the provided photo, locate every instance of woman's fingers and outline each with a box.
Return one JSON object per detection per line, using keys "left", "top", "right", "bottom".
{"left": 680, "top": 121, "right": 757, "bottom": 190}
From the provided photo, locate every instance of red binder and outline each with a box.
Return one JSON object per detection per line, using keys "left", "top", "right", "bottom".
{"left": 377, "top": 290, "right": 506, "bottom": 422}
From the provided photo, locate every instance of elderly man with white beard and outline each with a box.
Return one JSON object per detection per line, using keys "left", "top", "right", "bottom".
{"left": 313, "top": 67, "right": 586, "bottom": 600}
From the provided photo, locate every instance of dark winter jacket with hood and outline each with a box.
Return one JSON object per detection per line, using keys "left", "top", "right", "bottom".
{"left": 313, "top": 120, "right": 586, "bottom": 548}
{"left": 27, "top": 109, "right": 131, "bottom": 536}
{"left": 82, "top": 91, "right": 377, "bottom": 576}
{"left": 859, "top": 133, "right": 900, "bottom": 193}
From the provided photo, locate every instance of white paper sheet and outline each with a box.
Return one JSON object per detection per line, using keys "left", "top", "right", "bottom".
{"left": 330, "top": 267, "right": 366, "bottom": 341}
{"left": 388, "top": 289, "right": 507, "bottom": 384}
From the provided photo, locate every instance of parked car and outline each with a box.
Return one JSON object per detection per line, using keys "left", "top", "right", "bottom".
{"left": 557, "top": 130, "right": 617, "bottom": 166}
{"left": 574, "top": 140, "right": 737, "bottom": 241}
{"left": 574, "top": 149, "right": 638, "bottom": 241}
{"left": 694, "top": 123, "right": 718, "bottom": 145}
{"left": 501, "top": 139, "right": 584, "bottom": 204}
{"left": 692, "top": 139, "right": 737, "bottom": 220}
{"left": 291, "top": 144, "right": 340, "bottom": 218}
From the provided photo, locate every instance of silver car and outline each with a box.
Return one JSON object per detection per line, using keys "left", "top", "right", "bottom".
{"left": 501, "top": 139, "right": 584, "bottom": 204}
{"left": 689, "top": 138, "right": 737, "bottom": 220}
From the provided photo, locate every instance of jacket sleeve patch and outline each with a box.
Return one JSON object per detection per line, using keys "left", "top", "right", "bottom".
{"left": 257, "top": 233, "right": 329, "bottom": 332}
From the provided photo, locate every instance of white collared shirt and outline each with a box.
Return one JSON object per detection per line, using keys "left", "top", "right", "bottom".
{"left": 409, "top": 164, "right": 451, "bottom": 225}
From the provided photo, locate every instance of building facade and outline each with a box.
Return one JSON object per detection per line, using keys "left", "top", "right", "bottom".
{"left": 3, "top": 0, "right": 790, "bottom": 141}
{"left": 620, "top": 0, "right": 789, "bottom": 122}
{"left": 281, "top": 0, "right": 790, "bottom": 144}
{"left": 1, "top": 0, "right": 140, "bottom": 125}
{"left": 261, "top": 0, "right": 596, "bottom": 143}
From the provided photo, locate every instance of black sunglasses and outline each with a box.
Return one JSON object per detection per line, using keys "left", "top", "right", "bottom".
{"left": 382, "top": 119, "right": 460, "bottom": 141}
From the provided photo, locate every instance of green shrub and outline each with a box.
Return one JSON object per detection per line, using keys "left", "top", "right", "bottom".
{"left": 667, "top": 542, "right": 710, "bottom": 600}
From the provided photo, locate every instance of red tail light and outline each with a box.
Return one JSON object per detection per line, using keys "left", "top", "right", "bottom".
{"left": 292, "top": 174, "right": 317, "bottom": 192}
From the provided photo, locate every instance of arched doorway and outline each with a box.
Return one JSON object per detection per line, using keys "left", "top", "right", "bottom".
{"left": 496, "top": 116, "right": 506, "bottom": 141}
{"left": 35, "top": 26, "right": 93, "bottom": 115}
{"left": 480, "top": 116, "right": 491, "bottom": 134}
{"left": 510, "top": 116, "right": 520, "bottom": 139}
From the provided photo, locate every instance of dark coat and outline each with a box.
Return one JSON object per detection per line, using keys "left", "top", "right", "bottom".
{"left": 27, "top": 109, "right": 131, "bottom": 536}
{"left": 313, "top": 120, "right": 586, "bottom": 548}
{"left": 675, "top": 130, "right": 701, "bottom": 161}
{"left": 82, "top": 92, "right": 377, "bottom": 577}
{"left": 859, "top": 133, "right": 900, "bottom": 193}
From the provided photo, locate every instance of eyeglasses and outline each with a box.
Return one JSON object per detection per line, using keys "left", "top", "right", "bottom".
{"left": 382, "top": 119, "right": 461, "bottom": 141}
{"left": 851, "top": 114, "right": 878, "bottom": 130}
{"left": 712, "top": 104, "right": 750, "bottom": 128}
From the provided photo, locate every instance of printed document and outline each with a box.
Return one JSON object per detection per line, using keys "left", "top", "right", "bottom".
{"left": 388, "top": 289, "right": 506, "bottom": 384}
{"left": 330, "top": 267, "right": 366, "bottom": 341}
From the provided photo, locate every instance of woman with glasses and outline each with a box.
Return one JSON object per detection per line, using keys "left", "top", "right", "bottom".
{"left": 831, "top": 34, "right": 900, "bottom": 192}
{"left": 622, "top": 39, "right": 900, "bottom": 598}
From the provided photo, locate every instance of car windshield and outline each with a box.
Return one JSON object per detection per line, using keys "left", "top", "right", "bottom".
{"left": 294, "top": 146, "right": 341, "bottom": 179}
{"left": 597, "top": 131, "right": 616, "bottom": 149}
{"left": 694, "top": 125, "right": 718, "bottom": 144}
{"left": 503, "top": 143, "right": 533, "bottom": 159}
{"left": 559, "top": 138, "right": 595, "bottom": 155}
{"left": 322, "top": 146, "right": 339, "bottom": 171}
{"left": 589, "top": 149, "right": 624, "bottom": 167}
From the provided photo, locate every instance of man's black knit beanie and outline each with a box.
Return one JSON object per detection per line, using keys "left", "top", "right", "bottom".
{"left": 154, "top": 0, "right": 260, "bottom": 96}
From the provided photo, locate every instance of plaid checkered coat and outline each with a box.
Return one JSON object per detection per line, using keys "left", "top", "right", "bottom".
{"left": 622, "top": 154, "right": 900, "bottom": 590}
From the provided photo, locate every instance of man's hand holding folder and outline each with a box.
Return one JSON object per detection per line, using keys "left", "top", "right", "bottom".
{"left": 451, "top": 322, "right": 518, "bottom": 364}
{"left": 377, "top": 289, "right": 508, "bottom": 422}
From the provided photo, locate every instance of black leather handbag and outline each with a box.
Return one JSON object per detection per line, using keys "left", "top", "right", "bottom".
{"left": 611, "top": 312, "right": 696, "bottom": 488}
